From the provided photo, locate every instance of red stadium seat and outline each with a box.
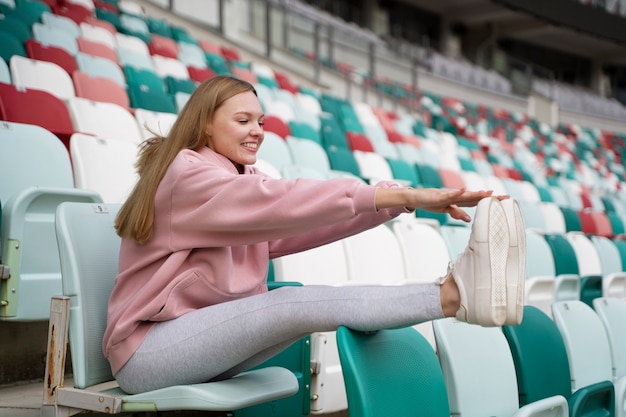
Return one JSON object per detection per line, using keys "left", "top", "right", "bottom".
{"left": 73, "top": 71, "right": 131, "bottom": 110}
{"left": 25, "top": 39, "right": 78, "bottom": 76}
{"left": 0, "top": 83, "right": 74, "bottom": 147}
{"left": 346, "top": 132, "right": 375, "bottom": 153}
{"left": 263, "top": 115, "right": 291, "bottom": 140}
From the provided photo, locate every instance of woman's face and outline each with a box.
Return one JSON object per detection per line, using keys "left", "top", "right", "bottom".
{"left": 207, "top": 90, "right": 265, "bottom": 167}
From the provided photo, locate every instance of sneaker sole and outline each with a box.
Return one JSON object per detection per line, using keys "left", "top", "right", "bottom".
{"left": 501, "top": 199, "right": 526, "bottom": 325}
{"left": 470, "top": 197, "right": 509, "bottom": 326}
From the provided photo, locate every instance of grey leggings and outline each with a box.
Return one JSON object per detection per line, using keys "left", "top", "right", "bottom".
{"left": 115, "top": 283, "right": 443, "bottom": 393}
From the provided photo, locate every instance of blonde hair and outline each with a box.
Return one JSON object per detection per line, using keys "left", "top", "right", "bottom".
{"left": 115, "top": 75, "right": 257, "bottom": 243}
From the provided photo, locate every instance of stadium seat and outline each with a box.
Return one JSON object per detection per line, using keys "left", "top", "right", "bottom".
{"left": 152, "top": 55, "right": 189, "bottom": 80}
{"left": 77, "top": 36, "right": 119, "bottom": 64}
{"left": 524, "top": 229, "right": 557, "bottom": 316}
{"left": 543, "top": 233, "right": 582, "bottom": 302}
{"left": 503, "top": 305, "right": 615, "bottom": 417}
{"left": 552, "top": 300, "right": 622, "bottom": 415}
{"left": 263, "top": 115, "right": 291, "bottom": 140}
{"left": 42, "top": 201, "right": 298, "bottom": 416}
{"left": 134, "top": 108, "right": 178, "bottom": 140}
{"left": 69, "top": 133, "right": 139, "bottom": 203}
{"left": 148, "top": 33, "right": 179, "bottom": 58}
{"left": 272, "top": 239, "right": 349, "bottom": 414}
{"left": 25, "top": 39, "right": 78, "bottom": 76}
{"left": 73, "top": 70, "right": 130, "bottom": 110}
{"left": 187, "top": 66, "right": 216, "bottom": 83}
{"left": 337, "top": 326, "right": 450, "bottom": 417}
{"left": 590, "top": 235, "right": 626, "bottom": 298}
{"left": 76, "top": 53, "right": 126, "bottom": 87}
{"left": 286, "top": 136, "right": 331, "bottom": 176}
{"left": 115, "top": 32, "right": 150, "bottom": 57}
{"left": 256, "top": 131, "right": 294, "bottom": 173}
{"left": 565, "top": 232, "right": 604, "bottom": 306}
{"left": 10, "top": 55, "right": 75, "bottom": 101}
{"left": 119, "top": 13, "right": 151, "bottom": 44}
{"left": 67, "top": 97, "right": 143, "bottom": 144}
{"left": 391, "top": 219, "right": 449, "bottom": 284}
{"left": 165, "top": 75, "right": 197, "bottom": 95}
{"left": 32, "top": 22, "right": 79, "bottom": 56}
{"left": 342, "top": 224, "right": 405, "bottom": 284}
{"left": 352, "top": 150, "right": 394, "bottom": 183}
{"left": 0, "top": 121, "right": 102, "bottom": 320}
{"left": 178, "top": 42, "right": 207, "bottom": 69}
{"left": 0, "top": 13, "right": 32, "bottom": 44}
{"left": 0, "top": 31, "right": 26, "bottom": 65}
{"left": 593, "top": 297, "right": 626, "bottom": 417}
{"left": 433, "top": 318, "right": 568, "bottom": 417}
{"left": 0, "top": 83, "right": 75, "bottom": 146}
{"left": 41, "top": 11, "right": 81, "bottom": 39}
{"left": 325, "top": 146, "right": 362, "bottom": 179}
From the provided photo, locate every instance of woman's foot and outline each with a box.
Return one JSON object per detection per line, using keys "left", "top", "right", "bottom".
{"left": 440, "top": 197, "right": 524, "bottom": 326}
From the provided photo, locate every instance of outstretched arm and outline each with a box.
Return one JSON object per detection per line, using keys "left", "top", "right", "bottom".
{"left": 375, "top": 187, "right": 507, "bottom": 223}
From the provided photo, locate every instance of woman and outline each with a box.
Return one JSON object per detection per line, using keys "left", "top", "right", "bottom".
{"left": 105, "top": 75, "right": 525, "bottom": 394}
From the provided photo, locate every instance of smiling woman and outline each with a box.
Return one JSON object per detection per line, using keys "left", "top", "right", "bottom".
{"left": 106, "top": 75, "right": 526, "bottom": 394}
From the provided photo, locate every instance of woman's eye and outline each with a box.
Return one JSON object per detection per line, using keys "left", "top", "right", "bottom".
{"left": 238, "top": 119, "right": 248, "bottom": 124}
{"left": 258, "top": 121, "right": 264, "bottom": 127}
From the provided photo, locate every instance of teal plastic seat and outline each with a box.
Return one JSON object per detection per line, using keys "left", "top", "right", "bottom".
{"left": 544, "top": 232, "right": 582, "bottom": 302}
{"left": 43, "top": 202, "right": 298, "bottom": 416}
{"left": 434, "top": 318, "right": 568, "bottom": 417}
{"left": 0, "top": 121, "right": 102, "bottom": 320}
{"left": 503, "top": 306, "right": 615, "bottom": 417}
{"left": 337, "top": 325, "right": 450, "bottom": 417}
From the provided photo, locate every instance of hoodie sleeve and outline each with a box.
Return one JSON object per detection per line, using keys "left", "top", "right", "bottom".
{"left": 161, "top": 151, "right": 401, "bottom": 251}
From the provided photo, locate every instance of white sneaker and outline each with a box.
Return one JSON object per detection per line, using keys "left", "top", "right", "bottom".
{"left": 500, "top": 199, "right": 526, "bottom": 325}
{"left": 446, "top": 197, "right": 510, "bottom": 326}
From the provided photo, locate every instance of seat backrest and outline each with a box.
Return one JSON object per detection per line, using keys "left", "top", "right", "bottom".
{"left": 593, "top": 297, "right": 626, "bottom": 380}
{"left": 134, "top": 108, "right": 178, "bottom": 140}
{"left": 502, "top": 306, "right": 573, "bottom": 406}
{"left": 336, "top": 325, "right": 450, "bottom": 417}
{"left": 590, "top": 235, "right": 623, "bottom": 276}
{"left": 256, "top": 131, "right": 293, "bottom": 173}
{"left": 272, "top": 239, "right": 348, "bottom": 286}
{"left": 286, "top": 136, "right": 331, "bottom": 175}
{"left": 433, "top": 318, "right": 520, "bottom": 417}
{"left": 544, "top": 233, "right": 579, "bottom": 276}
{"left": 25, "top": 38, "right": 78, "bottom": 76}
{"left": 70, "top": 134, "right": 139, "bottom": 203}
{"left": 0, "top": 122, "right": 101, "bottom": 320}
{"left": 440, "top": 224, "right": 470, "bottom": 260}
{"left": 353, "top": 150, "right": 394, "bottom": 183}
{"left": 566, "top": 232, "right": 602, "bottom": 276}
{"left": 72, "top": 70, "right": 130, "bottom": 110}
{"left": 75, "top": 52, "right": 126, "bottom": 87}
{"left": 32, "top": 22, "right": 79, "bottom": 56}
{"left": 342, "top": 224, "right": 405, "bottom": 284}
{"left": 55, "top": 202, "right": 121, "bottom": 388}
{"left": 10, "top": 55, "right": 75, "bottom": 101}
{"left": 392, "top": 219, "right": 449, "bottom": 283}
{"left": 0, "top": 83, "right": 74, "bottom": 143}
{"left": 552, "top": 300, "right": 613, "bottom": 391}
{"left": 67, "top": 97, "right": 143, "bottom": 144}
{"left": 0, "top": 121, "right": 73, "bottom": 205}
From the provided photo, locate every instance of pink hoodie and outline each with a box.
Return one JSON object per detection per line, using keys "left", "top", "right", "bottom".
{"left": 103, "top": 146, "right": 410, "bottom": 375}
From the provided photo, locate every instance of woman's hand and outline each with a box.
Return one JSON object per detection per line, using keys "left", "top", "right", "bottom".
{"left": 375, "top": 187, "right": 508, "bottom": 222}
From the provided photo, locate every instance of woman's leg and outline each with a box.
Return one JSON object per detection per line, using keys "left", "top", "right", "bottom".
{"left": 116, "top": 282, "right": 443, "bottom": 393}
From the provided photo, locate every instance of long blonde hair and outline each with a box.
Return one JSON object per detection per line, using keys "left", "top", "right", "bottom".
{"left": 115, "top": 75, "right": 257, "bottom": 243}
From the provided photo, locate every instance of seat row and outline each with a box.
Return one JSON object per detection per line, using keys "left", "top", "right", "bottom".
{"left": 44, "top": 199, "right": 626, "bottom": 417}
{"left": 268, "top": 210, "right": 626, "bottom": 413}
{"left": 338, "top": 298, "right": 626, "bottom": 417}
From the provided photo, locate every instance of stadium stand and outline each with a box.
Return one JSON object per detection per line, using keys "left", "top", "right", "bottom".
{"left": 3, "top": 0, "right": 626, "bottom": 415}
